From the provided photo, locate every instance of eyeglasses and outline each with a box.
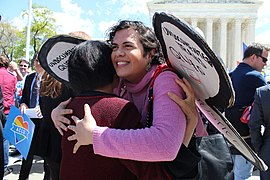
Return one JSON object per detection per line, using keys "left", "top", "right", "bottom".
{"left": 20, "top": 64, "right": 28, "bottom": 68}
{"left": 255, "top": 54, "right": 268, "bottom": 63}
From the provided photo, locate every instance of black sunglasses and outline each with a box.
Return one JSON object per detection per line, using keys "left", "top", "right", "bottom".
{"left": 255, "top": 54, "right": 268, "bottom": 63}
{"left": 20, "top": 64, "right": 28, "bottom": 68}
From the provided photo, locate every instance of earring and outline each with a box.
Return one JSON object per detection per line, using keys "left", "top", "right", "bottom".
{"left": 146, "top": 62, "right": 152, "bottom": 72}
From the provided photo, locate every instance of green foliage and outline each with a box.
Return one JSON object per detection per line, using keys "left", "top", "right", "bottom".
{"left": 0, "top": 21, "right": 20, "bottom": 61}
{"left": 12, "top": 31, "right": 26, "bottom": 60}
{"left": 1, "top": 4, "right": 57, "bottom": 64}
{"left": 23, "top": 4, "right": 57, "bottom": 65}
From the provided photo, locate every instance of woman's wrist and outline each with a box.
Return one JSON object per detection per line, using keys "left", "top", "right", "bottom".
{"left": 183, "top": 115, "right": 198, "bottom": 146}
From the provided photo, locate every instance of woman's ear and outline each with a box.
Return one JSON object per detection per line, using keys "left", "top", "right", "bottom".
{"left": 147, "top": 49, "right": 156, "bottom": 60}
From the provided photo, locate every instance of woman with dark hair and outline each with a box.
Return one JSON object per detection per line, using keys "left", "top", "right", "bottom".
{"left": 18, "top": 55, "right": 49, "bottom": 180}
{"left": 38, "top": 71, "right": 73, "bottom": 180}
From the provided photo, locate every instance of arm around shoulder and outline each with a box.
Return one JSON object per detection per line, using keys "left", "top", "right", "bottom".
{"left": 93, "top": 72, "right": 187, "bottom": 161}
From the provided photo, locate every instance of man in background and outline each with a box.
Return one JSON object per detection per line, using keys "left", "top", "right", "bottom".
{"left": 9, "top": 59, "right": 31, "bottom": 157}
{"left": 225, "top": 43, "right": 269, "bottom": 180}
{"left": 249, "top": 83, "right": 270, "bottom": 180}
{"left": 18, "top": 53, "right": 49, "bottom": 180}
{"left": 15, "top": 60, "right": 31, "bottom": 106}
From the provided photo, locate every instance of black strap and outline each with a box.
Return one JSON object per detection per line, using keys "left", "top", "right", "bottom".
{"left": 146, "top": 64, "right": 176, "bottom": 127}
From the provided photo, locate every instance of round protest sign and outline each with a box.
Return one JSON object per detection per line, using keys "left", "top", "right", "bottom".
{"left": 38, "top": 35, "right": 86, "bottom": 86}
{"left": 152, "top": 12, "right": 267, "bottom": 171}
{"left": 153, "top": 12, "right": 234, "bottom": 109}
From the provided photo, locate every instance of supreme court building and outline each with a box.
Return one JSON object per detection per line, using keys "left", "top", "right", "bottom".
{"left": 147, "top": 0, "right": 263, "bottom": 70}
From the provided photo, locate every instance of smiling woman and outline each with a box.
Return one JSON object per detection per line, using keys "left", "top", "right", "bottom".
{"left": 111, "top": 28, "right": 152, "bottom": 83}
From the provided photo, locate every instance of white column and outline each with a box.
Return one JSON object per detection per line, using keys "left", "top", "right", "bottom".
{"left": 246, "top": 18, "right": 256, "bottom": 45}
{"left": 234, "top": 18, "right": 242, "bottom": 63}
{"left": 242, "top": 23, "right": 246, "bottom": 45}
{"left": 227, "top": 22, "right": 233, "bottom": 69}
{"left": 220, "top": 18, "right": 228, "bottom": 66}
{"left": 26, "top": 0, "right": 32, "bottom": 61}
{"left": 206, "top": 18, "right": 213, "bottom": 48}
{"left": 191, "top": 18, "right": 198, "bottom": 28}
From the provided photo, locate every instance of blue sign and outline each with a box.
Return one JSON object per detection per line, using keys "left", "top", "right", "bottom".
{"left": 3, "top": 106, "right": 35, "bottom": 159}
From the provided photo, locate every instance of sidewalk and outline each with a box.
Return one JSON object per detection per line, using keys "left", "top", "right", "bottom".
{"left": 4, "top": 155, "right": 45, "bottom": 180}
{"left": 3, "top": 154, "right": 261, "bottom": 180}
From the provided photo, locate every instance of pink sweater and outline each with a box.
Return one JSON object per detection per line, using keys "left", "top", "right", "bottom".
{"left": 0, "top": 67, "right": 17, "bottom": 114}
{"left": 93, "top": 65, "right": 207, "bottom": 161}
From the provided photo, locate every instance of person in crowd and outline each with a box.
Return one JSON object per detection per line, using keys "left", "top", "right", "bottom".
{"left": 18, "top": 53, "right": 50, "bottom": 180}
{"left": 7, "top": 59, "right": 31, "bottom": 107}
{"left": 8, "top": 61, "right": 24, "bottom": 81}
{"left": 16, "top": 59, "right": 31, "bottom": 107}
{"left": 38, "top": 71, "right": 73, "bottom": 180}
{"left": 68, "top": 31, "right": 91, "bottom": 40}
{"left": 225, "top": 43, "right": 268, "bottom": 180}
{"left": 18, "top": 59, "right": 31, "bottom": 77}
{"left": 249, "top": 83, "right": 270, "bottom": 180}
{"left": 0, "top": 86, "right": 5, "bottom": 179}
{"left": 10, "top": 59, "right": 31, "bottom": 157}
{"left": 52, "top": 20, "right": 207, "bottom": 178}
{"left": 15, "top": 59, "right": 31, "bottom": 106}
{"left": 0, "top": 55, "right": 17, "bottom": 176}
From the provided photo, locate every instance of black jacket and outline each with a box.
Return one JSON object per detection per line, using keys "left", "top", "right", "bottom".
{"left": 21, "top": 73, "right": 36, "bottom": 108}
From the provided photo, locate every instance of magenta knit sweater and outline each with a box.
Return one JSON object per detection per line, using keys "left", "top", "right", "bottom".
{"left": 93, "top": 65, "right": 207, "bottom": 161}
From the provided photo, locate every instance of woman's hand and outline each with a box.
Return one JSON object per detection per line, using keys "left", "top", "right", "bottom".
{"left": 168, "top": 78, "right": 198, "bottom": 146}
{"left": 8, "top": 61, "right": 18, "bottom": 72}
{"left": 51, "top": 98, "right": 73, "bottom": 135}
{"left": 67, "top": 104, "right": 97, "bottom": 154}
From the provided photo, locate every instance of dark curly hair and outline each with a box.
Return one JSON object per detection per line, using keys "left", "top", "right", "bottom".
{"left": 106, "top": 20, "right": 165, "bottom": 65}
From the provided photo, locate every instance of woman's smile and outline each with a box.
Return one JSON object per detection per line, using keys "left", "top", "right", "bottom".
{"left": 111, "top": 28, "right": 149, "bottom": 83}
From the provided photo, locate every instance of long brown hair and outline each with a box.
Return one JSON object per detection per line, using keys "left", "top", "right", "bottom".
{"left": 40, "top": 71, "right": 63, "bottom": 98}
